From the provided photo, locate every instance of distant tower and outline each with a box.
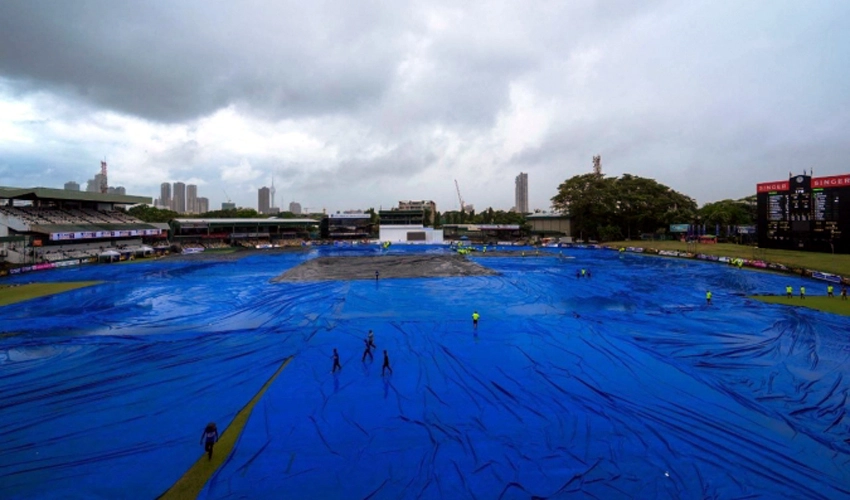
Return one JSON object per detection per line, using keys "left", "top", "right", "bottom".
{"left": 100, "top": 161, "right": 108, "bottom": 193}
{"left": 258, "top": 187, "right": 271, "bottom": 214}
{"left": 515, "top": 172, "right": 529, "bottom": 214}
{"left": 592, "top": 155, "right": 602, "bottom": 176}
{"left": 270, "top": 176, "right": 276, "bottom": 209}
{"left": 173, "top": 182, "right": 186, "bottom": 213}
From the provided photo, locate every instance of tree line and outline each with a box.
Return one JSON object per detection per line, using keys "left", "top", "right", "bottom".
{"left": 551, "top": 173, "right": 756, "bottom": 241}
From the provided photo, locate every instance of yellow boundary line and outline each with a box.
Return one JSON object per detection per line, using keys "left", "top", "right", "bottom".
{"left": 159, "top": 356, "right": 293, "bottom": 499}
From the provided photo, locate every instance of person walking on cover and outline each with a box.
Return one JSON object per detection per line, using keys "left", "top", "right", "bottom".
{"left": 382, "top": 350, "right": 393, "bottom": 376}
{"left": 828, "top": 284, "right": 835, "bottom": 298}
{"left": 362, "top": 337, "right": 373, "bottom": 362}
{"left": 706, "top": 290, "right": 712, "bottom": 306}
{"left": 368, "top": 330, "right": 376, "bottom": 349}
{"left": 200, "top": 422, "right": 219, "bottom": 461}
{"left": 332, "top": 348, "right": 342, "bottom": 373}
{"left": 472, "top": 311, "right": 480, "bottom": 329}
{"left": 800, "top": 286, "right": 806, "bottom": 300}
{"left": 786, "top": 285, "right": 793, "bottom": 299}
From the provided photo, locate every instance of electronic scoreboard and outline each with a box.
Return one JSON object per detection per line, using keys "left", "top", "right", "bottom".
{"left": 757, "top": 173, "right": 850, "bottom": 253}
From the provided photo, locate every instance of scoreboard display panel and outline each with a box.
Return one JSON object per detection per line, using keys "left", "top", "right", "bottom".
{"left": 757, "top": 174, "right": 850, "bottom": 253}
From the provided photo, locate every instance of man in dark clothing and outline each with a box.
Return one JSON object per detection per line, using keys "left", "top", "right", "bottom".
{"left": 200, "top": 423, "right": 219, "bottom": 460}
{"left": 382, "top": 350, "right": 392, "bottom": 375}
{"left": 332, "top": 348, "right": 342, "bottom": 373}
{"left": 362, "top": 338, "right": 373, "bottom": 362}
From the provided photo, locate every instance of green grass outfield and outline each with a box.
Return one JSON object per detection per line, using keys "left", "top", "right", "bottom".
{"left": 0, "top": 281, "right": 103, "bottom": 307}
{"left": 749, "top": 295, "right": 850, "bottom": 317}
{"left": 605, "top": 241, "right": 850, "bottom": 277}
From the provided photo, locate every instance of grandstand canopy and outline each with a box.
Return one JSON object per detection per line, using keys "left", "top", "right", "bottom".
{"left": 29, "top": 223, "right": 160, "bottom": 235}
{"left": 0, "top": 186, "right": 151, "bottom": 205}
{"left": 171, "top": 218, "right": 318, "bottom": 227}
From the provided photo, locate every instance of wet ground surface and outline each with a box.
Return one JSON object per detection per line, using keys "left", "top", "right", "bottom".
{"left": 273, "top": 254, "right": 499, "bottom": 282}
{"left": 1, "top": 245, "right": 849, "bottom": 499}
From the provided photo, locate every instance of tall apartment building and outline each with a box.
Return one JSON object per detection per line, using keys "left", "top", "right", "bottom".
{"left": 187, "top": 184, "right": 198, "bottom": 214}
{"left": 222, "top": 202, "right": 236, "bottom": 210}
{"left": 160, "top": 183, "right": 172, "bottom": 210}
{"left": 398, "top": 200, "right": 437, "bottom": 224}
{"left": 64, "top": 181, "right": 80, "bottom": 191}
{"left": 173, "top": 182, "right": 186, "bottom": 214}
{"left": 107, "top": 186, "right": 126, "bottom": 195}
{"left": 196, "top": 197, "right": 209, "bottom": 214}
{"left": 289, "top": 202, "right": 302, "bottom": 214}
{"left": 515, "top": 172, "right": 529, "bottom": 214}
{"left": 258, "top": 187, "right": 271, "bottom": 214}
{"left": 86, "top": 174, "right": 106, "bottom": 193}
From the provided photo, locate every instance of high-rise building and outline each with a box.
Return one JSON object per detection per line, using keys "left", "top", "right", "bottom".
{"left": 289, "top": 202, "right": 302, "bottom": 214}
{"left": 515, "top": 172, "right": 529, "bottom": 214}
{"left": 86, "top": 174, "right": 106, "bottom": 193}
{"left": 187, "top": 184, "right": 198, "bottom": 214}
{"left": 270, "top": 178, "right": 277, "bottom": 211}
{"left": 173, "top": 182, "right": 186, "bottom": 214}
{"left": 398, "top": 200, "right": 437, "bottom": 224}
{"left": 160, "top": 183, "right": 172, "bottom": 210}
{"left": 107, "top": 186, "right": 126, "bottom": 195}
{"left": 197, "top": 197, "right": 209, "bottom": 214}
{"left": 258, "top": 187, "right": 271, "bottom": 214}
{"left": 222, "top": 202, "right": 236, "bottom": 210}
{"left": 64, "top": 181, "right": 80, "bottom": 191}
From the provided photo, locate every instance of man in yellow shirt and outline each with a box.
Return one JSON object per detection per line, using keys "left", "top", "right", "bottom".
{"left": 472, "top": 311, "right": 480, "bottom": 328}
{"left": 706, "top": 290, "right": 712, "bottom": 305}
{"left": 786, "top": 285, "right": 793, "bottom": 299}
{"left": 800, "top": 286, "right": 806, "bottom": 300}
{"left": 828, "top": 284, "right": 835, "bottom": 298}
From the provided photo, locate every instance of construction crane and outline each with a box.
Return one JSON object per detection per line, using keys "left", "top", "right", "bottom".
{"left": 222, "top": 189, "right": 232, "bottom": 203}
{"left": 454, "top": 179, "right": 466, "bottom": 213}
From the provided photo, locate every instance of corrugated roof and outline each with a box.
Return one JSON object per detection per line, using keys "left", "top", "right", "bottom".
{"left": 0, "top": 186, "right": 151, "bottom": 204}
{"left": 30, "top": 223, "right": 160, "bottom": 234}
{"left": 526, "top": 213, "right": 570, "bottom": 219}
{"left": 172, "top": 218, "right": 318, "bottom": 225}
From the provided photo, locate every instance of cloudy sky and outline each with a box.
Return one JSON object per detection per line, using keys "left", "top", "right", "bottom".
{"left": 1, "top": 1, "right": 848, "bottom": 213}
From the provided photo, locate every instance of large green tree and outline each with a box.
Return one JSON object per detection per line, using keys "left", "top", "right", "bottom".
{"left": 551, "top": 173, "right": 697, "bottom": 241}
{"left": 697, "top": 199, "right": 753, "bottom": 227}
{"left": 127, "top": 205, "right": 179, "bottom": 223}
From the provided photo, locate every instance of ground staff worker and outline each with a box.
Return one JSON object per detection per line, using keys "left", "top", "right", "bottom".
{"left": 828, "top": 285, "right": 834, "bottom": 298}
{"left": 786, "top": 285, "right": 793, "bottom": 299}
{"left": 800, "top": 286, "right": 806, "bottom": 299}
{"left": 472, "top": 311, "right": 480, "bottom": 328}
{"left": 706, "top": 290, "right": 712, "bottom": 305}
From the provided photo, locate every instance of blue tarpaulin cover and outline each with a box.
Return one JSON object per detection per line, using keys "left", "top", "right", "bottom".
{"left": 1, "top": 246, "right": 849, "bottom": 499}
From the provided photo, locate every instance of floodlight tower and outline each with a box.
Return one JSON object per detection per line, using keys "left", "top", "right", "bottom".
{"left": 270, "top": 176, "right": 276, "bottom": 209}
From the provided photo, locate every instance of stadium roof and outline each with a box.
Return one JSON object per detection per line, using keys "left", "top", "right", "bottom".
{"left": 171, "top": 218, "right": 318, "bottom": 225}
{"left": 30, "top": 223, "right": 160, "bottom": 234}
{"left": 0, "top": 186, "right": 151, "bottom": 205}
{"left": 525, "top": 213, "right": 570, "bottom": 219}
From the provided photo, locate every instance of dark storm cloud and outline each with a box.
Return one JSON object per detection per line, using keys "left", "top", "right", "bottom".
{"left": 2, "top": 0, "right": 850, "bottom": 211}
{"left": 0, "top": 1, "right": 409, "bottom": 123}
